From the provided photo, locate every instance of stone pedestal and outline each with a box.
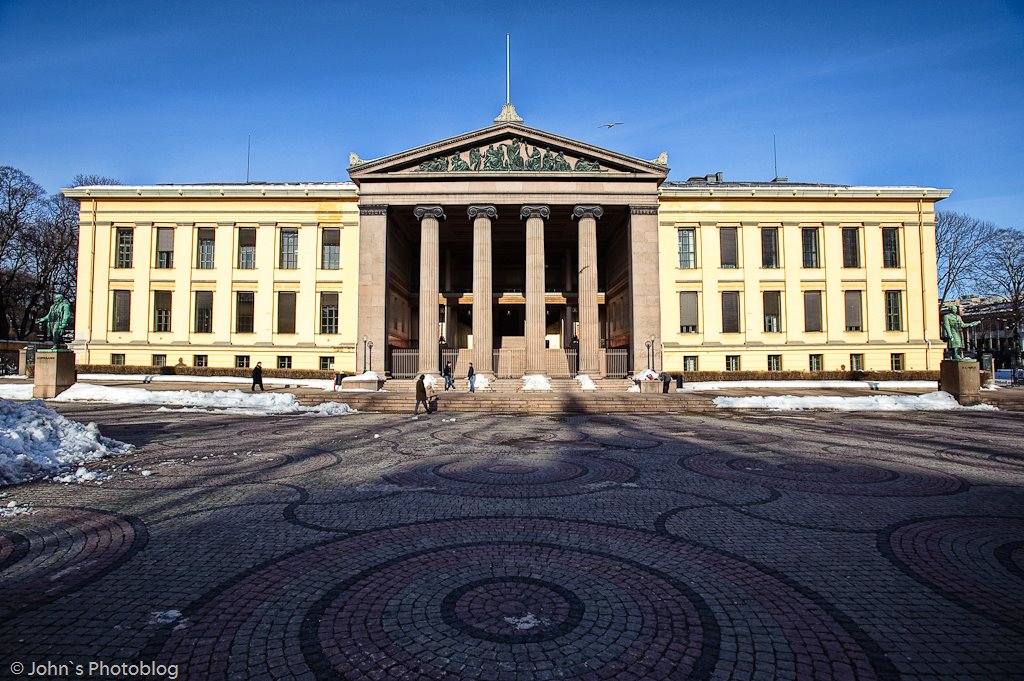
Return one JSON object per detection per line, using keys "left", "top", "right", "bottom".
{"left": 33, "top": 349, "right": 76, "bottom": 398}
{"left": 638, "top": 380, "right": 662, "bottom": 394}
{"left": 340, "top": 376, "right": 385, "bottom": 391}
{"left": 940, "top": 359, "right": 980, "bottom": 406}
{"left": 19, "top": 348, "right": 34, "bottom": 378}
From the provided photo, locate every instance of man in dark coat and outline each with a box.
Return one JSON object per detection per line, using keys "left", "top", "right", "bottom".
{"left": 443, "top": 361, "right": 453, "bottom": 391}
{"left": 252, "top": 362, "right": 265, "bottom": 391}
{"left": 414, "top": 374, "right": 429, "bottom": 415}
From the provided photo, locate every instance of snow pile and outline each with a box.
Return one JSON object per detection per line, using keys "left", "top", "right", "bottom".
{"left": 473, "top": 374, "right": 491, "bottom": 391}
{"left": 0, "top": 385, "right": 32, "bottom": 400}
{"left": 78, "top": 373, "right": 335, "bottom": 391}
{"left": 50, "top": 384, "right": 356, "bottom": 416}
{"left": 632, "top": 369, "right": 660, "bottom": 381}
{"left": 682, "top": 380, "right": 937, "bottom": 392}
{"left": 423, "top": 375, "right": 439, "bottom": 391}
{"left": 52, "top": 466, "right": 110, "bottom": 484}
{"left": 1, "top": 500, "right": 33, "bottom": 517}
{"left": 575, "top": 375, "right": 597, "bottom": 391}
{"left": 522, "top": 374, "right": 552, "bottom": 391}
{"left": 714, "top": 391, "right": 996, "bottom": 412}
{"left": 1, "top": 398, "right": 132, "bottom": 486}
{"left": 627, "top": 384, "right": 640, "bottom": 393}
{"left": 346, "top": 371, "right": 381, "bottom": 381}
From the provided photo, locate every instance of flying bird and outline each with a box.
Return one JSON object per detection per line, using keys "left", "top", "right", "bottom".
{"left": 599, "top": 122, "right": 624, "bottom": 129}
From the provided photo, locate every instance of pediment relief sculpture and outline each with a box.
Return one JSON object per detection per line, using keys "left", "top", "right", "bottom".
{"left": 414, "top": 138, "right": 603, "bottom": 173}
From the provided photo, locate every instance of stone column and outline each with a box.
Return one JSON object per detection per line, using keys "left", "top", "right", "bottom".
{"left": 521, "top": 205, "right": 550, "bottom": 374}
{"left": 573, "top": 205, "right": 604, "bottom": 376}
{"left": 415, "top": 205, "right": 445, "bottom": 374}
{"left": 356, "top": 204, "right": 388, "bottom": 375}
{"left": 628, "top": 204, "right": 663, "bottom": 372}
{"left": 469, "top": 205, "right": 496, "bottom": 376}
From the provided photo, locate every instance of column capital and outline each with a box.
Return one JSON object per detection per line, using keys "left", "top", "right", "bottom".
{"left": 629, "top": 204, "right": 659, "bottom": 215}
{"left": 572, "top": 205, "right": 604, "bottom": 220}
{"left": 520, "top": 205, "right": 550, "bottom": 220}
{"left": 414, "top": 205, "right": 446, "bottom": 221}
{"left": 358, "top": 204, "right": 388, "bottom": 217}
{"left": 467, "top": 205, "right": 498, "bottom": 220}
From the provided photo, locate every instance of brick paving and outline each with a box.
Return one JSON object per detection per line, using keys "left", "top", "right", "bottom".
{"left": 1, "top": 405, "right": 1023, "bottom": 680}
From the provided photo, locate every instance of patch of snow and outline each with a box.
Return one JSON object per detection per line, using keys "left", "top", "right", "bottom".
{"left": 503, "top": 612, "right": 551, "bottom": 631}
{"left": 1, "top": 398, "right": 132, "bottom": 486}
{"left": 632, "top": 369, "right": 660, "bottom": 381}
{"left": 627, "top": 384, "right": 640, "bottom": 393}
{"left": 1, "top": 499, "right": 33, "bottom": 517}
{"left": 78, "top": 373, "right": 334, "bottom": 391}
{"left": 681, "top": 380, "right": 938, "bottom": 392}
{"left": 141, "top": 470, "right": 153, "bottom": 477}
{"left": 345, "top": 371, "right": 380, "bottom": 381}
{"left": 522, "top": 375, "right": 552, "bottom": 391}
{"left": 575, "top": 375, "right": 597, "bottom": 391}
{"left": 52, "top": 465, "right": 109, "bottom": 484}
{"left": 148, "top": 610, "right": 185, "bottom": 627}
{"left": 473, "top": 374, "right": 491, "bottom": 391}
{"left": 422, "top": 374, "right": 439, "bottom": 390}
{"left": 52, "top": 384, "right": 356, "bottom": 416}
{"left": 714, "top": 391, "right": 996, "bottom": 411}
{"left": 0, "top": 385, "right": 32, "bottom": 400}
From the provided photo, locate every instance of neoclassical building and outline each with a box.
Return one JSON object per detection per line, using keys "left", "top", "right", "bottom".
{"left": 64, "top": 106, "right": 950, "bottom": 377}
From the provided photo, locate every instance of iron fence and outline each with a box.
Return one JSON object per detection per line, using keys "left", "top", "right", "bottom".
{"left": 391, "top": 349, "right": 418, "bottom": 378}
{"left": 606, "top": 348, "right": 630, "bottom": 378}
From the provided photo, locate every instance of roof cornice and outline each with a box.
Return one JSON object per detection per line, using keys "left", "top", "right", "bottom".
{"left": 61, "top": 183, "right": 358, "bottom": 199}
{"left": 659, "top": 185, "right": 952, "bottom": 200}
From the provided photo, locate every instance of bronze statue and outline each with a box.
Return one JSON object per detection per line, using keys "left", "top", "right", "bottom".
{"left": 553, "top": 152, "right": 571, "bottom": 171}
{"left": 469, "top": 147, "right": 482, "bottom": 171}
{"left": 450, "top": 153, "right": 470, "bottom": 171}
{"left": 483, "top": 144, "right": 506, "bottom": 170}
{"left": 525, "top": 147, "right": 542, "bottom": 171}
{"left": 507, "top": 139, "right": 525, "bottom": 170}
{"left": 942, "top": 303, "right": 979, "bottom": 361}
{"left": 38, "top": 294, "right": 71, "bottom": 346}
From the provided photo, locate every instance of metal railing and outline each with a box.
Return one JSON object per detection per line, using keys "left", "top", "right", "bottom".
{"left": 564, "top": 349, "right": 578, "bottom": 376}
{"left": 391, "top": 349, "right": 418, "bottom": 378}
{"left": 606, "top": 348, "right": 630, "bottom": 378}
{"left": 492, "top": 348, "right": 526, "bottom": 378}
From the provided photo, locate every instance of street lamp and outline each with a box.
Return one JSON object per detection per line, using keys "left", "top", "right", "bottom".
{"left": 366, "top": 340, "right": 374, "bottom": 374}
{"left": 645, "top": 337, "right": 654, "bottom": 371}
{"left": 362, "top": 336, "right": 368, "bottom": 373}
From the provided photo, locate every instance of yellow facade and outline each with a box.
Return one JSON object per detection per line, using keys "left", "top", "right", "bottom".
{"left": 69, "top": 185, "right": 361, "bottom": 370}
{"left": 64, "top": 130, "right": 949, "bottom": 375}
{"left": 657, "top": 186, "right": 946, "bottom": 372}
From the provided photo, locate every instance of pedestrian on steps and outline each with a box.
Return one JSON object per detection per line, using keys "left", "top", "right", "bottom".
{"left": 468, "top": 363, "right": 476, "bottom": 393}
{"left": 414, "top": 374, "right": 429, "bottom": 415}
{"left": 252, "top": 362, "right": 265, "bottom": 392}
{"left": 443, "top": 361, "right": 453, "bottom": 391}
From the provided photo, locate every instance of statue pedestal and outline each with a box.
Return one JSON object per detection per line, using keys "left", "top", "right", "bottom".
{"left": 939, "top": 359, "right": 980, "bottom": 406}
{"left": 33, "top": 349, "right": 76, "bottom": 399}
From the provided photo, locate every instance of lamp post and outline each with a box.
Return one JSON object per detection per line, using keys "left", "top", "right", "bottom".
{"left": 362, "top": 336, "right": 368, "bottom": 373}
{"left": 644, "top": 337, "right": 654, "bottom": 371}
{"left": 438, "top": 335, "right": 446, "bottom": 373}
{"left": 367, "top": 340, "right": 374, "bottom": 374}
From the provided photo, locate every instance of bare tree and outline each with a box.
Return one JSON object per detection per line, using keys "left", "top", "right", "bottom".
{"left": 974, "top": 227, "right": 1024, "bottom": 367}
{"left": 0, "top": 167, "right": 47, "bottom": 339}
{"left": 935, "top": 210, "right": 996, "bottom": 302}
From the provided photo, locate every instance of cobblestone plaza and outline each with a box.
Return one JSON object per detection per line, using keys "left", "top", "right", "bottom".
{"left": 2, "top": 406, "right": 1023, "bottom": 680}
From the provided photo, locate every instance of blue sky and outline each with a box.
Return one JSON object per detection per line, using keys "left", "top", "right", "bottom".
{"left": 2, "top": 0, "right": 1022, "bottom": 225}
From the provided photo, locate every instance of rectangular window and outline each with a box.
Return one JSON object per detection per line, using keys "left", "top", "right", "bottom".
{"left": 277, "top": 291, "right": 296, "bottom": 334}
{"left": 153, "top": 291, "right": 172, "bottom": 332}
{"left": 804, "top": 291, "right": 823, "bottom": 332}
{"left": 767, "top": 355, "right": 782, "bottom": 372}
{"left": 725, "top": 355, "right": 741, "bottom": 372}
{"left": 235, "top": 355, "right": 250, "bottom": 369}
{"left": 850, "top": 353, "right": 865, "bottom": 372}
{"left": 112, "top": 290, "right": 131, "bottom": 332}
{"left": 152, "top": 354, "right": 166, "bottom": 367}
{"left": 321, "top": 228, "right": 341, "bottom": 269}
{"left": 279, "top": 228, "right": 298, "bottom": 269}
{"left": 882, "top": 227, "right": 901, "bottom": 268}
{"left": 679, "top": 291, "right": 698, "bottom": 333}
{"left": 193, "top": 354, "right": 208, "bottom": 367}
{"left": 320, "top": 356, "right": 335, "bottom": 371}
{"left": 719, "top": 227, "right": 738, "bottom": 268}
{"left": 761, "top": 227, "right": 779, "bottom": 268}
{"left": 236, "top": 291, "right": 255, "bottom": 333}
{"left": 801, "top": 227, "right": 820, "bottom": 268}
{"left": 194, "top": 291, "right": 213, "bottom": 333}
{"left": 809, "top": 354, "right": 824, "bottom": 371}
{"left": 842, "top": 227, "right": 861, "bottom": 268}
{"left": 155, "top": 227, "right": 174, "bottom": 268}
{"left": 320, "top": 292, "right": 339, "bottom": 334}
{"left": 196, "top": 227, "right": 215, "bottom": 269}
{"left": 277, "top": 355, "right": 292, "bottom": 369}
{"left": 844, "top": 290, "right": 863, "bottom": 331}
{"left": 237, "top": 227, "right": 256, "bottom": 269}
{"left": 763, "top": 291, "right": 781, "bottom": 333}
{"left": 683, "top": 356, "right": 698, "bottom": 372}
{"left": 721, "top": 291, "right": 740, "bottom": 333}
{"left": 885, "top": 290, "right": 903, "bottom": 331}
{"left": 115, "top": 228, "right": 134, "bottom": 268}
{"left": 891, "top": 353, "right": 905, "bottom": 371}
{"left": 677, "top": 228, "right": 696, "bottom": 269}
{"left": 111, "top": 353, "right": 125, "bottom": 365}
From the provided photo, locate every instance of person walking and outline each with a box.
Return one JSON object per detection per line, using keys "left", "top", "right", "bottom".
{"left": 467, "top": 362, "right": 476, "bottom": 393}
{"left": 413, "top": 374, "right": 429, "bottom": 415}
{"left": 443, "top": 361, "right": 453, "bottom": 391}
{"left": 251, "top": 362, "right": 265, "bottom": 391}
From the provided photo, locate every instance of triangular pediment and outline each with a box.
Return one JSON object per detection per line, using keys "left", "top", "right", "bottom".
{"left": 347, "top": 123, "right": 669, "bottom": 184}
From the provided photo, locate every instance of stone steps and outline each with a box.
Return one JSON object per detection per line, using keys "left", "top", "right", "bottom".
{"left": 376, "top": 377, "right": 636, "bottom": 393}
{"left": 306, "top": 390, "right": 714, "bottom": 414}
